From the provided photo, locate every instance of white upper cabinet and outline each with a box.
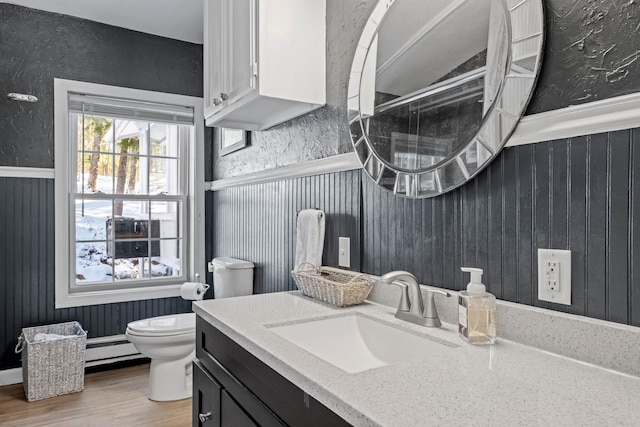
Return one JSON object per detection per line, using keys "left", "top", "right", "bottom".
{"left": 204, "top": 0, "right": 326, "bottom": 131}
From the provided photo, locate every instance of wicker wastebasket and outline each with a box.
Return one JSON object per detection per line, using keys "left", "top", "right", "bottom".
{"left": 15, "top": 321, "right": 87, "bottom": 402}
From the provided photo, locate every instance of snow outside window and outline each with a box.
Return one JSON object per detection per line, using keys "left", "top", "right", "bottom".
{"left": 54, "top": 80, "right": 205, "bottom": 308}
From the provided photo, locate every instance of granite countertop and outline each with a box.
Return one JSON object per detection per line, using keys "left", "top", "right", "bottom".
{"left": 194, "top": 292, "right": 640, "bottom": 427}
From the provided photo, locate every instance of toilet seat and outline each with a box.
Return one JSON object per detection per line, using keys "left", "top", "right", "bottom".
{"left": 125, "top": 328, "right": 194, "bottom": 339}
{"left": 127, "top": 313, "right": 195, "bottom": 336}
{"left": 125, "top": 329, "right": 194, "bottom": 346}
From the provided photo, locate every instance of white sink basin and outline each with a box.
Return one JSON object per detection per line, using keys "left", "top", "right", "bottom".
{"left": 268, "top": 314, "right": 457, "bottom": 373}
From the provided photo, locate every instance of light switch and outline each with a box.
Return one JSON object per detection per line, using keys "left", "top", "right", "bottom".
{"left": 538, "top": 249, "right": 571, "bottom": 305}
{"left": 339, "top": 237, "right": 350, "bottom": 268}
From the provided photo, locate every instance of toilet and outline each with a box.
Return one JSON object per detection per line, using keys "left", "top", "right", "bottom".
{"left": 125, "top": 313, "right": 197, "bottom": 401}
{"left": 125, "top": 257, "right": 254, "bottom": 401}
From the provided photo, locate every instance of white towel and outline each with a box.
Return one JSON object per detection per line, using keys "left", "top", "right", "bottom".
{"left": 33, "top": 333, "right": 72, "bottom": 342}
{"left": 294, "top": 209, "right": 326, "bottom": 270}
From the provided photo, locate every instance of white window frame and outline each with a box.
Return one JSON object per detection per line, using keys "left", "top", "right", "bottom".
{"left": 54, "top": 78, "right": 205, "bottom": 308}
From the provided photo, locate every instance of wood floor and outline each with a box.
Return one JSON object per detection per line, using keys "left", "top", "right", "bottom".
{"left": 0, "top": 363, "right": 191, "bottom": 427}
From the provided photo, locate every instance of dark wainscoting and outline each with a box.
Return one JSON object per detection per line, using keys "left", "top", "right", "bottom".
{"left": 210, "top": 171, "right": 362, "bottom": 294}
{"left": 210, "top": 130, "right": 640, "bottom": 327}
{"left": 0, "top": 178, "right": 192, "bottom": 370}
{"left": 0, "top": 3, "right": 204, "bottom": 370}
{"left": 364, "top": 129, "right": 640, "bottom": 326}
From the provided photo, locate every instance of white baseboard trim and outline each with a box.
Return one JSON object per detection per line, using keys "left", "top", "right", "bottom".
{"left": 0, "top": 166, "right": 55, "bottom": 179}
{"left": 0, "top": 334, "right": 142, "bottom": 386}
{"left": 206, "top": 152, "right": 361, "bottom": 191}
{"left": 508, "top": 92, "right": 640, "bottom": 147}
{"left": 84, "top": 353, "right": 146, "bottom": 368}
{"left": 0, "top": 368, "right": 23, "bottom": 386}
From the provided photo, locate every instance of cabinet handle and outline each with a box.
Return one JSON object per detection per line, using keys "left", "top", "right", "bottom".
{"left": 199, "top": 412, "right": 213, "bottom": 422}
{"left": 212, "top": 93, "right": 228, "bottom": 106}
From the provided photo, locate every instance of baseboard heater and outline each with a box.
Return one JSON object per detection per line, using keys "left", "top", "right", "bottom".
{"left": 0, "top": 334, "right": 143, "bottom": 386}
{"left": 84, "top": 334, "right": 143, "bottom": 368}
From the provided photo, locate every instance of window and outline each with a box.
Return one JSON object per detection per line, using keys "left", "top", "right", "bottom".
{"left": 54, "top": 79, "right": 204, "bottom": 308}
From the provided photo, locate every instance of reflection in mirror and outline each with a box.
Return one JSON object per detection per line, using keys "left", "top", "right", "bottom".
{"left": 369, "top": 0, "right": 501, "bottom": 171}
{"left": 349, "top": 0, "right": 544, "bottom": 198}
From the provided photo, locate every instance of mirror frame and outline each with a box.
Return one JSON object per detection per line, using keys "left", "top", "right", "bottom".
{"left": 348, "top": 0, "right": 545, "bottom": 198}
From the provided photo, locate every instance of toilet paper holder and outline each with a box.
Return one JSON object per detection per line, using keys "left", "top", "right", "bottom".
{"left": 180, "top": 275, "right": 210, "bottom": 300}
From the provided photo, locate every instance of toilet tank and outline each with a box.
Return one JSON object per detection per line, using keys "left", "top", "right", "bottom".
{"left": 211, "top": 257, "right": 254, "bottom": 298}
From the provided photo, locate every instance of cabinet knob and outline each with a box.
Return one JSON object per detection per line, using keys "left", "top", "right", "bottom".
{"left": 212, "top": 93, "right": 228, "bottom": 106}
{"left": 199, "top": 412, "right": 213, "bottom": 422}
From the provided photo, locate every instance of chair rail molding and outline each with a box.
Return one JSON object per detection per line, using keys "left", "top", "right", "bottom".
{"left": 206, "top": 92, "right": 640, "bottom": 189}
{"left": 207, "top": 152, "right": 362, "bottom": 191}
{"left": 509, "top": 92, "right": 640, "bottom": 146}
{"left": 0, "top": 167, "right": 55, "bottom": 179}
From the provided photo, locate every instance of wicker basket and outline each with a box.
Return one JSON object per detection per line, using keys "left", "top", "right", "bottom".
{"left": 15, "top": 321, "right": 87, "bottom": 402}
{"left": 291, "top": 265, "right": 374, "bottom": 307}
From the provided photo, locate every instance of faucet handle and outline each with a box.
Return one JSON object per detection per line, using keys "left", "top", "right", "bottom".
{"left": 386, "top": 280, "right": 411, "bottom": 312}
{"left": 422, "top": 289, "right": 451, "bottom": 328}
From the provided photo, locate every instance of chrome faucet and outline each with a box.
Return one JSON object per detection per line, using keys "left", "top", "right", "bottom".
{"left": 379, "top": 271, "right": 451, "bottom": 327}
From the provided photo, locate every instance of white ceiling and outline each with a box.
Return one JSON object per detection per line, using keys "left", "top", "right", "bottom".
{"left": 2, "top": 0, "right": 204, "bottom": 43}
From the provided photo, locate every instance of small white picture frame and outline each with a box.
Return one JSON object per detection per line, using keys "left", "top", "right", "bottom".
{"left": 218, "top": 128, "right": 250, "bottom": 156}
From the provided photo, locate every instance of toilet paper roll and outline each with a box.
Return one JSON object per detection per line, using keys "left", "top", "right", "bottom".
{"left": 180, "top": 282, "right": 210, "bottom": 301}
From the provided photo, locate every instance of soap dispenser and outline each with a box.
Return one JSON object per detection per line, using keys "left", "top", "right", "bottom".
{"left": 458, "top": 267, "right": 496, "bottom": 345}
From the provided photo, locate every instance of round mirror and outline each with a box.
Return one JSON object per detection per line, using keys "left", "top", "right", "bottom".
{"left": 348, "top": 0, "right": 544, "bottom": 198}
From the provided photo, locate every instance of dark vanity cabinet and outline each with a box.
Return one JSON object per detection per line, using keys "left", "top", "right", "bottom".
{"left": 193, "top": 316, "right": 351, "bottom": 427}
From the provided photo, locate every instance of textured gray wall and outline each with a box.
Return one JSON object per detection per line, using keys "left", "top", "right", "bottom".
{"left": 0, "top": 3, "right": 203, "bottom": 169}
{"left": 0, "top": 4, "right": 204, "bottom": 370}
{"left": 213, "top": 0, "right": 640, "bottom": 179}
{"left": 528, "top": 0, "right": 640, "bottom": 114}
{"left": 208, "top": 0, "right": 640, "bottom": 328}
{"left": 3, "top": 0, "right": 640, "bottom": 369}
{"left": 212, "top": 0, "right": 378, "bottom": 179}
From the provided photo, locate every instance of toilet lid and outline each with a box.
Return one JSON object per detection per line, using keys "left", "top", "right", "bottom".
{"left": 127, "top": 313, "right": 195, "bottom": 335}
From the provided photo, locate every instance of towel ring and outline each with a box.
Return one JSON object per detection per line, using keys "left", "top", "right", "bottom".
{"left": 296, "top": 208, "right": 323, "bottom": 218}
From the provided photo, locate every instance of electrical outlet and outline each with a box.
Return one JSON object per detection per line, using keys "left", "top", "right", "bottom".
{"left": 339, "top": 237, "right": 350, "bottom": 268}
{"left": 538, "top": 249, "right": 571, "bottom": 305}
{"left": 545, "top": 260, "right": 560, "bottom": 292}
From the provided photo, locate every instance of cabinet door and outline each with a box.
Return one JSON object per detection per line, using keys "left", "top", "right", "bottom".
{"left": 204, "top": 0, "right": 224, "bottom": 115}
{"left": 193, "top": 361, "right": 222, "bottom": 427}
{"left": 197, "top": 317, "right": 347, "bottom": 427}
{"left": 221, "top": 390, "right": 258, "bottom": 427}
{"left": 222, "top": 0, "right": 257, "bottom": 105}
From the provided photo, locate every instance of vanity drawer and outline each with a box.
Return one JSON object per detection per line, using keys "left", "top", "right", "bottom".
{"left": 193, "top": 360, "right": 221, "bottom": 427}
{"left": 196, "top": 316, "right": 350, "bottom": 427}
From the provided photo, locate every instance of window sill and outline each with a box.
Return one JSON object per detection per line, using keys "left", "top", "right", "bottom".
{"left": 55, "top": 283, "right": 183, "bottom": 309}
